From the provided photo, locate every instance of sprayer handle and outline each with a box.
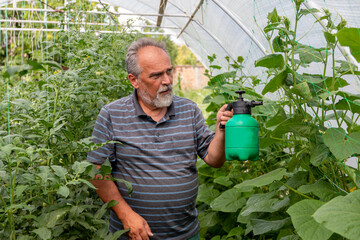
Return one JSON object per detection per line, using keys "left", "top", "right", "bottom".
{"left": 219, "top": 103, "right": 233, "bottom": 129}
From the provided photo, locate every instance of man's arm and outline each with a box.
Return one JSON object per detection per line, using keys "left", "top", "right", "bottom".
{"left": 91, "top": 164, "right": 153, "bottom": 240}
{"left": 204, "top": 104, "right": 233, "bottom": 168}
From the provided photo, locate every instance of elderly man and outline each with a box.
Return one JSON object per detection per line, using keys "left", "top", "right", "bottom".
{"left": 87, "top": 38, "right": 232, "bottom": 240}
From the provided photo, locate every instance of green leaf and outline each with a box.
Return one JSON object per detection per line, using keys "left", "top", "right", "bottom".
{"left": 210, "top": 188, "right": 246, "bottom": 212}
{"left": 213, "top": 176, "right": 233, "bottom": 187}
{"left": 267, "top": 8, "right": 280, "bottom": 23}
{"left": 262, "top": 68, "right": 288, "bottom": 95}
{"left": 33, "top": 227, "right": 52, "bottom": 240}
{"left": 45, "top": 207, "right": 71, "bottom": 228}
{"left": 15, "top": 185, "right": 28, "bottom": 197}
{"left": 323, "top": 31, "right": 336, "bottom": 47}
{"left": 50, "top": 121, "right": 67, "bottom": 135}
{"left": 235, "top": 168, "right": 286, "bottom": 191}
{"left": 287, "top": 199, "right": 332, "bottom": 240}
{"left": 290, "top": 82, "right": 312, "bottom": 100}
{"left": 339, "top": 163, "right": 360, "bottom": 188}
{"left": 72, "top": 160, "right": 93, "bottom": 174}
{"left": 335, "top": 91, "right": 360, "bottom": 114}
{"left": 198, "top": 211, "right": 220, "bottom": 228}
{"left": 104, "top": 229, "right": 129, "bottom": 240}
{"left": 265, "top": 107, "right": 287, "bottom": 131}
{"left": 337, "top": 28, "right": 360, "bottom": 62}
{"left": 279, "top": 235, "right": 300, "bottom": 240}
{"left": 113, "top": 178, "right": 133, "bottom": 196}
{"left": 252, "top": 218, "right": 290, "bottom": 235}
{"left": 313, "top": 190, "right": 360, "bottom": 240}
{"left": 301, "top": 73, "right": 324, "bottom": 84}
{"left": 51, "top": 165, "right": 68, "bottom": 178}
{"left": 335, "top": 60, "right": 359, "bottom": 74}
{"left": 272, "top": 119, "right": 317, "bottom": 138}
{"left": 7, "top": 203, "right": 34, "bottom": 211}
{"left": 323, "top": 128, "right": 360, "bottom": 160}
{"left": 209, "top": 71, "right": 236, "bottom": 85}
{"left": 282, "top": 171, "right": 308, "bottom": 189}
{"left": 241, "top": 192, "right": 289, "bottom": 216}
{"left": 255, "top": 54, "right": 285, "bottom": 69}
{"left": 310, "top": 144, "right": 330, "bottom": 166}
{"left": 39, "top": 119, "right": 53, "bottom": 129}
{"left": 324, "top": 77, "right": 349, "bottom": 91}
{"left": 57, "top": 186, "right": 70, "bottom": 198}
{"left": 273, "top": 36, "right": 285, "bottom": 52}
{"left": 197, "top": 184, "right": 220, "bottom": 205}
{"left": 77, "top": 178, "right": 96, "bottom": 189}
{"left": 28, "top": 60, "right": 46, "bottom": 71}
{"left": 210, "top": 95, "right": 226, "bottom": 105}
{"left": 298, "top": 180, "right": 339, "bottom": 201}
{"left": 42, "top": 61, "right": 62, "bottom": 69}
{"left": 77, "top": 219, "right": 96, "bottom": 231}
{"left": 227, "top": 226, "right": 244, "bottom": 237}
{"left": 3, "top": 66, "right": 20, "bottom": 78}
{"left": 295, "top": 44, "right": 327, "bottom": 64}
{"left": 94, "top": 200, "right": 119, "bottom": 219}
{"left": 299, "top": 8, "right": 319, "bottom": 16}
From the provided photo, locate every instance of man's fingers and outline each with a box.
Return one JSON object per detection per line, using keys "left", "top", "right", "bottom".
{"left": 139, "top": 229, "right": 150, "bottom": 240}
{"left": 145, "top": 223, "right": 153, "bottom": 237}
{"left": 220, "top": 104, "right": 227, "bottom": 112}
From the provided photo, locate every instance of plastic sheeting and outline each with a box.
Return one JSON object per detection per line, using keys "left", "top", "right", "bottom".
{"left": 1, "top": 0, "right": 360, "bottom": 89}
{"left": 103, "top": 0, "right": 360, "bottom": 91}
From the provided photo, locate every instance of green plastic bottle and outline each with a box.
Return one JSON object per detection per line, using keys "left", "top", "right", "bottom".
{"left": 220, "top": 90, "right": 263, "bottom": 161}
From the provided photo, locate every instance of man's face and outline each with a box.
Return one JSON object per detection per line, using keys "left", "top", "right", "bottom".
{"left": 135, "top": 46, "right": 174, "bottom": 108}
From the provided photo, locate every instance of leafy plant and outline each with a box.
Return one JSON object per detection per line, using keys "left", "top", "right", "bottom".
{"left": 198, "top": 2, "right": 360, "bottom": 239}
{"left": 0, "top": 29, "right": 140, "bottom": 239}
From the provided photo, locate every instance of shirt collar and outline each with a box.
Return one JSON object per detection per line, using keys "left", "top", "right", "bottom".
{"left": 132, "top": 89, "right": 147, "bottom": 116}
{"left": 131, "top": 89, "right": 176, "bottom": 117}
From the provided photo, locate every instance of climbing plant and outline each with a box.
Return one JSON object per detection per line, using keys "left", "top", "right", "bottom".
{"left": 198, "top": 1, "right": 360, "bottom": 239}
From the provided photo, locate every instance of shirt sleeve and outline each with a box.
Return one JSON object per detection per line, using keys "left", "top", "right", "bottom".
{"left": 194, "top": 105, "right": 215, "bottom": 159}
{"left": 87, "top": 106, "right": 115, "bottom": 165}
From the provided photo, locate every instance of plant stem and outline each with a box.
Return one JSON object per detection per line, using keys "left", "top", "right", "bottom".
{"left": 53, "top": 87, "right": 59, "bottom": 122}
{"left": 291, "top": 10, "right": 299, "bottom": 85}
{"left": 310, "top": 106, "right": 322, "bottom": 124}
{"left": 339, "top": 109, "right": 348, "bottom": 128}
{"left": 279, "top": 181, "right": 313, "bottom": 199}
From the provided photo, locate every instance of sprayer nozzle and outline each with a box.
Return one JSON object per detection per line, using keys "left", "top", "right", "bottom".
{"left": 250, "top": 100, "right": 263, "bottom": 107}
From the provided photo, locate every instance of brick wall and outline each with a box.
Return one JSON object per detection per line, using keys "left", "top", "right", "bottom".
{"left": 173, "top": 65, "right": 209, "bottom": 90}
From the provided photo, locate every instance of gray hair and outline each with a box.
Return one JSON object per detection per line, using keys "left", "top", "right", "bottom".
{"left": 126, "top": 38, "right": 170, "bottom": 78}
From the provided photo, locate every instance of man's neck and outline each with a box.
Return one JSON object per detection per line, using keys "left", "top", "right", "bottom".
{"left": 138, "top": 96, "right": 167, "bottom": 122}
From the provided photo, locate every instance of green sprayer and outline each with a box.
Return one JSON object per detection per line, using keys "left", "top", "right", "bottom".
{"left": 220, "top": 90, "right": 263, "bottom": 161}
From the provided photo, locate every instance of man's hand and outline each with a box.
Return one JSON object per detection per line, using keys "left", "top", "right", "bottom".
{"left": 204, "top": 104, "right": 234, "bottom": 168}
{"left": 122, "top": 211, "right": 153, "bottom": 240}
{"left": 91, "top": 164, "right": 153, "bottom": 239}
{"left": 217, "top": 104, "right": 233, "bottom": 128}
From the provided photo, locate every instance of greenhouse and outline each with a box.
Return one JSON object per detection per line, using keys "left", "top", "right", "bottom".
{"left": 1, "top": 0, "right": 360, "bottom": 239}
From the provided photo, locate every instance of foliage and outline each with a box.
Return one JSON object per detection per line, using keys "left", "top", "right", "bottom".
{"left": 0, "top": 29, "right": 140, "bottom": 239}
{"left": 175, "top": 45, "right": 201, "bottom": 66}
{"left": 198, "top": 2, "right": 360, "bottom": 240}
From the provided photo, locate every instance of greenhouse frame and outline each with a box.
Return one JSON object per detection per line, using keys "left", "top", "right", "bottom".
{"left": 1, "top": 0, "right": 360, "bottom": 239}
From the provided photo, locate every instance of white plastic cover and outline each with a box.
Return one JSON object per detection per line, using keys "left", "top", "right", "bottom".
{"left": 1, "top": 0, "right": 359, "bottom": 90}
{"left": 103, "top": 0, "right": 360, "bottom": 91}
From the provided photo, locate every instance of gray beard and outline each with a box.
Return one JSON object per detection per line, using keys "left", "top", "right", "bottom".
{"left": 138, "top": 85, "right": 174, "bottom": 108}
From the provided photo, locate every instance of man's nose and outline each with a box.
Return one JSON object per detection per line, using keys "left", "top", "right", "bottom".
{"left": 161, "top": 72, "right": 172, "bottom": 85}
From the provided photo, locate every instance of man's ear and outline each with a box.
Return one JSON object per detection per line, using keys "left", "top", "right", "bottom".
{"left": 128, "top": 73, "right": 139, "bottom": 89}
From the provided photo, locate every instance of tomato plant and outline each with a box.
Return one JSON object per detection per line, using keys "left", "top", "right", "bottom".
{"left": 0, "top": 30, "right": 138, "bottom": 239}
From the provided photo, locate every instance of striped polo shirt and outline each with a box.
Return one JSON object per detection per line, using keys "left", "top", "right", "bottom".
{"left": 87, "top": 90, "right": 214, "bottom": 240}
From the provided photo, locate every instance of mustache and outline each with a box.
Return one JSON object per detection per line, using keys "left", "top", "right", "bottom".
{"left": 158, "top": 84, "right": 173, "bottom": 93}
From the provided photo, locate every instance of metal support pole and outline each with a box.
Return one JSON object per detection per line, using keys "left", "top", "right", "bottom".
{"left": 177, "top": 0, "right": 204, "bottom": 38}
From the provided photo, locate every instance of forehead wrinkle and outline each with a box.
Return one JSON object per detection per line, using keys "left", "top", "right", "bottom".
{"left": 137, "top": 46, "right": 171, "bottom": 73}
